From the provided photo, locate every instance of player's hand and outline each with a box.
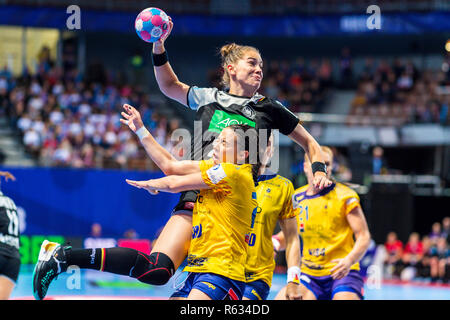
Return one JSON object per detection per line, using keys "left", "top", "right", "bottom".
{"left": 330, "top": 257, "right": 353, "bottom": 280}
{"left": 154, "top": 16, "right": 173, "bottom": 51}
{"left": 285, "top": 282, "right": 302, "bottom": 300}
{"left": 312, "top": 172, "right": 332, "bottom": 190}
{"left": 120, "top": 104, "right": 144, "bottom": 133}
{"left": 125, "top": 179, "right": 159, "bottom": 195}
{"left": 0, "top": 171, "right": 16, "bottom": 182}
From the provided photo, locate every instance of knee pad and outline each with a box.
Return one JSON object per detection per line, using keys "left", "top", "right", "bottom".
{"left": 130, "top": 252, "right": 175, "bottom": 285}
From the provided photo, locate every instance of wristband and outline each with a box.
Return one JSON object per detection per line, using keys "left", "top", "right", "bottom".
{"left": 311, "top": 161, "right": 327, "bottom": 175}
{"left": 287, "top": 266, "right": 301, "bottom": 284}
{"left": 136, "top": 126, "right": 150, "bottom": 140}
{"left": 152, "top": 51, "right": 168, "bottom": 67}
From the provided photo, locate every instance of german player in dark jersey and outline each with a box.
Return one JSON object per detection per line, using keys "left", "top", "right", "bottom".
{"left": 0, "top": 171, "right": 20, "bottom": 300}
{"left": 123, "top": 15, "right": 332, "bottom": 286}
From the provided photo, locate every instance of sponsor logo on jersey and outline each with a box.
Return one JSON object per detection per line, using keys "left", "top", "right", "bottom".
{"left": 208, "top": 110, "right": 256, "bottom": 133}
{"left": 302, "top": 260, "right": 324, "bottom": 270}
{"left": 187, "top": 254, "right": 208, "bottom": 267}
{"left": 245, "top": 271, "right": 256, "bottom": 281}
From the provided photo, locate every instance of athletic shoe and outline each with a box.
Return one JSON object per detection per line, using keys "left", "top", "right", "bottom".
{"left": 32, "top": 240, "right": 71, "bottom": 300}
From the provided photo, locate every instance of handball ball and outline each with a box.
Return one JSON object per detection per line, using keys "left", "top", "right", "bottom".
{"left": 135, "top": 8, "right": 169, "bottom": 43}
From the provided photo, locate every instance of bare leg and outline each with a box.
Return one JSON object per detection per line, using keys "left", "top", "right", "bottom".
{"left": 0, "top": 276, "right": 15, "bottom": 300}
{"left": 333, "top": 291, "right": 361, "bottom": 300}
{"left": 187, "top": 288, "right": 212, "bottom": 300}
{"left": 151, "top": 214, "right": 192, "bottom": 269}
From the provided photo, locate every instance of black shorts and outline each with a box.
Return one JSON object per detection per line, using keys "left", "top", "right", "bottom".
{"left": 0, "top": 254, "right": 21, "bottom": 283}
{"left": 171, "top": 190, "right": 199, "bottom": 217}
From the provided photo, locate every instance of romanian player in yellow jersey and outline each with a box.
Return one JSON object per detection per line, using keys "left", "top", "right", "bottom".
{"left": 243, "top": 135, "right": 302, "bottom": 300}
{"left": 128, "top": 123, "right": 260, "bottom": 300}
{"left": 274, "top": 146, "right": 371, "bottom": 300}
{"left": 33, "top": 113, "right": 259, "bottom": 300}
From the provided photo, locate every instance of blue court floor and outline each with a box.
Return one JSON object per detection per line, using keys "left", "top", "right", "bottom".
{"left": 10, "top": 265, "right": 450, "bottom": 300}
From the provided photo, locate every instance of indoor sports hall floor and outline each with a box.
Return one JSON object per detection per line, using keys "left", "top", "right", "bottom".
{"left": 10, "top": 265, "right": 450, "bottom": 300}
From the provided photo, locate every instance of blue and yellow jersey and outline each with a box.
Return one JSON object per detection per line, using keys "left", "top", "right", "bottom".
{"left": 183, "top": 159, "right": 257, "bottom": 282}
{"left": 293, "top": 182, "right": 361, "bottom": 277}
{"left": 245, "top": 173, "right": 299, "bottom": 287}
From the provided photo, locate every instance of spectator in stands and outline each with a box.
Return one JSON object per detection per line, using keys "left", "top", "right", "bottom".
{"left": 416, "top": 235, "right": 433, "bottom": 279}
{"left": 90, "top": 223, "right": 102, "bottom": 238}
{"left": 339, "top": 47, "right": 353, "bottom": 89}
{"left": 442, "top": 217, "right": 450, "bottom": 242}
{"left": 384, "top": 231, "right": 403, "bottom": 278}
{"left": 3, "top": 55, "right": 182, "bottom": 171}
{"left": 429, "top": 222, "right": 442, "bottom": 245}
{"left": 372, "top": 146, "right": 387, "bottom": 175}
{"left": 429, "top": 237, "right": 449, "bottom": 283}
{"left": 401, "top": 232, "right": 423, "bottom": 275}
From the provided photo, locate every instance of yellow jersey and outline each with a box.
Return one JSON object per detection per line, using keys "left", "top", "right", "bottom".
{"left": 183, "top": 159, "right": 258, "bottom": 282}
{"left": 293, "top": 182, "right": 361, "bottom": 277}
{"left": 245, "top": 173, "right": 299, "bottom": 287}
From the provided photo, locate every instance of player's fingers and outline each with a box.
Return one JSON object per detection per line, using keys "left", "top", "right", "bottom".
{"left": 125, "top": 104, "right": 138, "bottom": 117}
{"left": 125, "top": 179, "right": 143, "bottom": 188}
{"left": 121, "top": 112, "right": 131, "bottom": 119}
{"left": 123, "top": 103, "right": 132, "bottom": 113}
{"left": 312, "top": 177, "right": 319, "bottom": 189}
{"left": 331, "top": 259, "right": 341, "bottom": 264}
{"left": 319, "top": 176, "right": 326, "bottom": 190}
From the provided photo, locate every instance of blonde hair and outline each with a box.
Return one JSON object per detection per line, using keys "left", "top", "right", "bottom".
{"left": 219, "top": 43, "right": 260, "bottom": 88}
{"left": 304, "top": 146, "right": 334, "bottom": 163}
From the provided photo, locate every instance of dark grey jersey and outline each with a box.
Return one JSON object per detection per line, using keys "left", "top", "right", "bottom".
{"left": 185, "top": 86, "right": 300, "bottom": 161}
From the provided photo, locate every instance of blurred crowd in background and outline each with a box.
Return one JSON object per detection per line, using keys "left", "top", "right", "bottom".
{"left": 383, "top": 216, "right": 450, "bottom": 284}
{"left": 0, "top": 47, "right": 182, "bottom": 170}
{"left": 208, "top": 49, "right": 450, "bottom": 125}
{"left": 349, "top": 53, "right": 450, "bottom": 126}
{"left": 1, "top": 47, "right": 450, "bottom": 170}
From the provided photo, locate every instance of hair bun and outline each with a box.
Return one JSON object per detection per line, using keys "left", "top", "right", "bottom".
{"left": 220, "top": 43, "right": 238, "bottom": 58}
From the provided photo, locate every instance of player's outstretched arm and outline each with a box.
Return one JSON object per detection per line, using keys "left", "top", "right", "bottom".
{"left": 121, "top": 104, "right": 200, "bottom": 176}
{"left": 288, "top": 124, "right": 332, "bottom": 190}
{"left": 126, "top": 172, "right": 208, "bottom": 195}
{"left": 152, "top": 17, "right": 191, "bottom": 107}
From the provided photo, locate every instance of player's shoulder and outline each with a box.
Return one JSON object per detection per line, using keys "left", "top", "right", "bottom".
{"left": 274, "top": 174, "right": 294, "bottom": 189}
{"left": 221, "top": 162, "right": 253, "bottom": 178}
{"left": 188, "top": 86, "right": 219, "bottom": 109}
{"left": 291, "top": 184, "right": 308, "bottom": 208}
{"left": 335, "top": 182, "right": 360, "bottom": 200}
{"left": 293, "top": 184, "right": 309, "bottom": 195}
{"left": 254, "top": 95, "right": 285, "bottom": 108}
